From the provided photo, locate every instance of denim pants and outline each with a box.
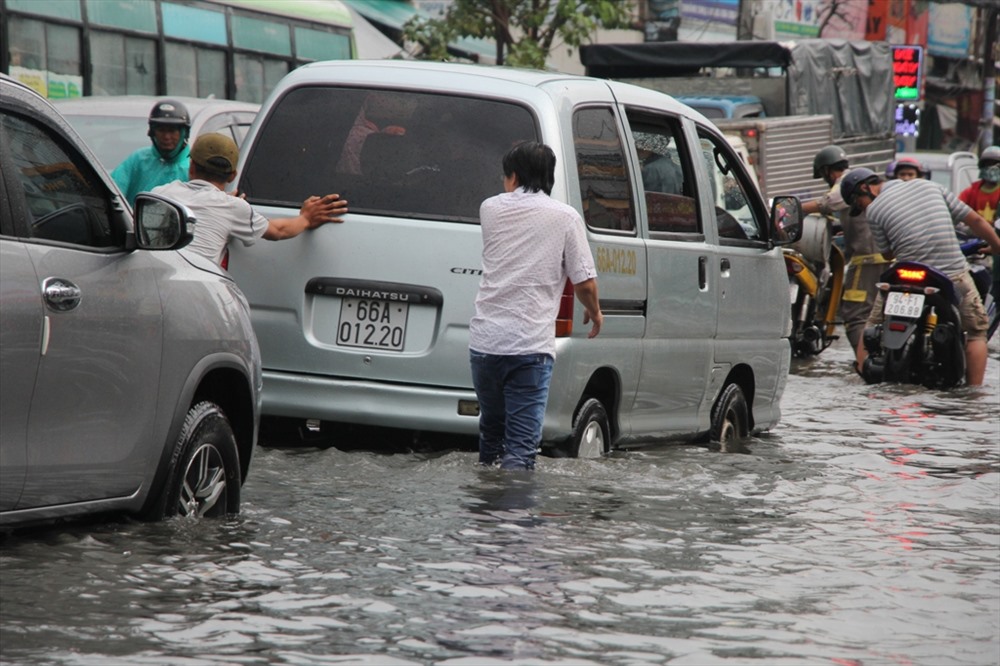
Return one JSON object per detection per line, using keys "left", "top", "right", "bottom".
{"left": 469, "top": 350, "right": 554, "bottom": 470}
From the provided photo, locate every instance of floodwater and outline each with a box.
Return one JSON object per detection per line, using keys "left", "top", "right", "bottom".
{"left": 2, "top": 335, "right": 998, "bottom": 666}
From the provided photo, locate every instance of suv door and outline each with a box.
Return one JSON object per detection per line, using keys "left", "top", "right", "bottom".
{"left": 0, "top": 187, "right": 37, "bottom": 511}
{"left": 0, "top": 108, "right": 165, "bottom": 508}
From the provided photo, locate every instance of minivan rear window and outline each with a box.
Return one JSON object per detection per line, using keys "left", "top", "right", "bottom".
{"left": 240, "top": 86, "right": 539, "bottom": 222}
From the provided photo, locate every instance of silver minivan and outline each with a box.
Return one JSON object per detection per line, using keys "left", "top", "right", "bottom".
{"left": 229, "top": 61, "right": 802, "bottom": 456}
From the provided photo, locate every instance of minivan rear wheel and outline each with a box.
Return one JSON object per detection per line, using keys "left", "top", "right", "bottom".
{"left": 710, "top": 384, "right": 749, "bottom": 452}
{"left": 568, "top": 398, "right": 610, "bottom": 459}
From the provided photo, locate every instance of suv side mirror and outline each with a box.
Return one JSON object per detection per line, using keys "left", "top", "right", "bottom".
{"left": 769, "top": 195, "right": 803, "bottom": 245}
{"left": 133, "top": 193, "right": 195, "bottom": 250}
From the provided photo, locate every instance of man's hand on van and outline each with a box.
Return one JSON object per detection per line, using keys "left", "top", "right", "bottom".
{"left": 583, "top": 309, "right": 603, "bottom": 338}
{"left": 574, "top": 278, "right": 602, "bottom": 338}
{"left": 302, "top": 194, "right": 349, "bottom": 228}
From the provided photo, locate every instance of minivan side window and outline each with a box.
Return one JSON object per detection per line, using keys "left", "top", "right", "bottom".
{"left": 240, "top": 87, "right": 538, "bottom": 223}
{"left": 697, "top": 132, "right": 765, "bottom": 243}
{"left": 573, "top": 107, "right": 635, "bottom": 234}
{"left": 625, "top": 112, "right": 700, "bottom": 235}
{"left": 1, "top": 113, "right": 120, "bottom": 248}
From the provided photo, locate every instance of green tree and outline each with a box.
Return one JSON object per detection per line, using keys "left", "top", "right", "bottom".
{"left": 403, "top": 0, "right": 633, "bottom": 69}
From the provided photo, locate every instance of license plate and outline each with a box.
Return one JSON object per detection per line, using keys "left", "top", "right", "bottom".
{"left": 884, "top": 291, "right": 924, "bottom": 319}
{"left": 337, "top": 298, "right": 409, "bottom": 351}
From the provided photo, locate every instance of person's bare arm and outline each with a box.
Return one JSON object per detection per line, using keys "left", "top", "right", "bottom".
{"left": 263, "top": 194, "right": 348, "bottom": 240}
{"left": 573, "top": 278, "right": 603, "bottom": 339}
{"left": 962, "top": 210, "right": 1000, "bottom": 254}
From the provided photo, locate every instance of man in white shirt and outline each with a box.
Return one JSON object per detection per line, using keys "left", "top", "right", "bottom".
{"left": 469, "top": 141, "right": 603, "bottom": 470}
{"left": 153, "top": 133, "right": 347, "bottom": 267}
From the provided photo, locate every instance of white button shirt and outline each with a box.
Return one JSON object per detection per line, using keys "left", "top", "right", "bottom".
{"left": 469, "top": 188, "right": 597, "bottom": 357}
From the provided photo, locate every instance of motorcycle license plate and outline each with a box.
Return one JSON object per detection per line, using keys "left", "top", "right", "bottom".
{"left": 337, "top": 298, "right": 409, "bottom": 351}
{"left": 884, "top": 291, "right": 925, "bottom": 319}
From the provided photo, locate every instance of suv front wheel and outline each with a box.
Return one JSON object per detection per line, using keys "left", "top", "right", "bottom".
{"left": 160, "top": 402, "right": 242, "bottom": 518}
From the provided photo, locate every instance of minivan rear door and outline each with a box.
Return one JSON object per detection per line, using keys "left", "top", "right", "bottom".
{"left": 231, "top": 84, "right": 542, "bottom": 392}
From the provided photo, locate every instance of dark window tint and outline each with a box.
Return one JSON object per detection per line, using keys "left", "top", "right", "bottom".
{"left": 241, "top": 87, "right": 538, "bottom": 222}
{"left": 573, "top": 107, "right": 635, "bottom": 234}
{"left": 2, "top": 113, "right": 119, "bottom": 248}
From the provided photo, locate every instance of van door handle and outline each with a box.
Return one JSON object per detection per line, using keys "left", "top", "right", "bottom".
{"left": 698, "top": 256, "right": 708, "bottom": 290}
{"left": 720, "top": 258, "right": 731, "bottom": 278}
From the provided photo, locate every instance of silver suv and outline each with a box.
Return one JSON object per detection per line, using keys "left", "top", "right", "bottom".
{"left": 0, "top": 75, "right": 262, "bottom": 528}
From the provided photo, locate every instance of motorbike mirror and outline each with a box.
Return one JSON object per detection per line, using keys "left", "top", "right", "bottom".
{"left": 769, "top": 195, "right": 803, "bottom": 245}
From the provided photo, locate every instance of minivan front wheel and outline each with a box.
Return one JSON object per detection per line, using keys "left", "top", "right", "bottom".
{"left": 710, "top": 384, "right": 749, "bottom": 452}
{"left": 164, "top": 402, "right": 241, "bottom": 518}
{"left": 569, "top": 398, "right": 610, "bottom": 459}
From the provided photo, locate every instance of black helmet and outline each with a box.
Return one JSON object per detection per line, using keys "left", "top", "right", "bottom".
{"left": 148, "top": 99, "right": 191, "bottom": 130}
{"left": 147, "top": 99, "right": 191, "bottom": 160}
{"left": 979, "top": 145, "right": 1000, "bottom": 168}
{"left": 813, "top": 144, "right": 849, "bottom": 179}
{"left": 839, "top": 167, "right": 880, "bottom": 216}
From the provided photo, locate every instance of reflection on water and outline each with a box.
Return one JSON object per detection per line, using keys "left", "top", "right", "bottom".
{"left": 2, "top": 336, "right": 998, "bottom": 665}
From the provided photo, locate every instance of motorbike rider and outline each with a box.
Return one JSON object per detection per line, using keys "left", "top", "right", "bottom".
{"left": 802, "top": 145, "right": 890, "bottom": 354}
{"left": 889, "top": 156, "right": 928, "bottom": 182}
{"left": 959, "top": 146, "right": 1000, "bottom": 296}
{"left": 841, "top": 168, "right": 1000, "bottom": 386}
{"left": 112, "top": 99, "right": 192, "bottom": 207}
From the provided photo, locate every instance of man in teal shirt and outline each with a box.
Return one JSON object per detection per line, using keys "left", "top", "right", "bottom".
{"left": 112, "top": 99, "right": 191, "bottom": 207}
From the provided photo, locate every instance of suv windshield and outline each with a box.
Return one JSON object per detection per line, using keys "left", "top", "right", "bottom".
{"left": 240, "top": 86, "right": 538, "bottom": 222}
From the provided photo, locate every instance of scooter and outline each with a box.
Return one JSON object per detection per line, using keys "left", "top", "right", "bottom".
{"left": 859, "top": 241, "right": 997, "bottom": 388}
{"left": 784, "top": 213, "right": 846, "bottom": 356}
{"left": 963, "top": 238, "right": 999, "bottom": 341}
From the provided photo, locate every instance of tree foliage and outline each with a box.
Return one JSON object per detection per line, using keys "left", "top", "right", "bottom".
{"left": 403, "top": 0, "right": 633, "bottom": 69}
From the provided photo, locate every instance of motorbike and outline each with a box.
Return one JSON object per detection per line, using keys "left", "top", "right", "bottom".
{"left": 784, "top": 213, "right": 846, "bottom": 356}
{"left": 859, "top": 240, "right": 997, "bottom": 388}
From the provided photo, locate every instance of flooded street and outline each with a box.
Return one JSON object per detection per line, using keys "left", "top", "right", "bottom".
{"left": 2, "top": 335, "right": 998, "bottom": 666}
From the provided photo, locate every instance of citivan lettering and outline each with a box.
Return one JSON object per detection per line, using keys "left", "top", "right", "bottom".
{"left": 451, "top": 267, "right": 484, "bottom": 276}
{"left": 334, "top": 287, "right": 410, "bottom": 302}
{"left": 595, "top": 246, "right": 637, "bottom": 276}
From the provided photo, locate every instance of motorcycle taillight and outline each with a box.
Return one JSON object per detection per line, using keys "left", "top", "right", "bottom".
{"left": 896, "top": 267, "right": 926, "bottom": 282}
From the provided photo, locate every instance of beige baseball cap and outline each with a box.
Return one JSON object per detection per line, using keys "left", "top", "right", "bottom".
{"left": 190, "top": 133, "right": 239, "bottom": 176}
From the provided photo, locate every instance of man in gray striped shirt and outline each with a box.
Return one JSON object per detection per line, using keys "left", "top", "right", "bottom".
{"left": 841, "top": 169, "right": 1000, "bottom": 385}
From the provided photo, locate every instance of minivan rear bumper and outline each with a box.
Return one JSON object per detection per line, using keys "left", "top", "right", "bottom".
{"left": 261, "top": 371, "right": 481, "bottom": 435}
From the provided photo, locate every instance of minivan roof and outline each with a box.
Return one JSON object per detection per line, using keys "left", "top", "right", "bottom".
{"left": 271, "top": 60, "right": 705, "bottom": 124}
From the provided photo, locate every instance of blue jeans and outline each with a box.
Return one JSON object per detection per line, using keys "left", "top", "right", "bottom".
{"left": 469, "top": 350, "right": 554, "bottom": 470}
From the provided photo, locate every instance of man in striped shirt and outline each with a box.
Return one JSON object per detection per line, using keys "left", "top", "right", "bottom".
{"left": 841, "top": 168, "right": 1000, "bottom": 385}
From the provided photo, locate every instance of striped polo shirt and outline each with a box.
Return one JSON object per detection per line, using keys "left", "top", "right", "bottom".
{"left": 866, "top": 179, "right": 973, "bottom": 276}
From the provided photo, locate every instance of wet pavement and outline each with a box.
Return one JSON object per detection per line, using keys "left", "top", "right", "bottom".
{"left": 1, "top": 334, "right": 998, "bottom": 665}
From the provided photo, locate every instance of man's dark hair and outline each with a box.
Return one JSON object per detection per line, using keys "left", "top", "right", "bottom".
{"left": 191, "top": 162, "right": 230, "bottom": 185}
{"left": 502, "top": 141, "right": 555, "bottom": 195}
